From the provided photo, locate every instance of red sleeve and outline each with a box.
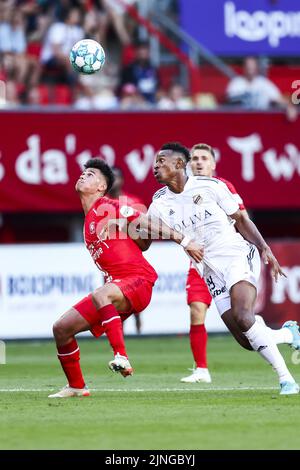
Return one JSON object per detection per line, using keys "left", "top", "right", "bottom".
{"left": 216, "top": 177, "right": 246, "bottom": 211}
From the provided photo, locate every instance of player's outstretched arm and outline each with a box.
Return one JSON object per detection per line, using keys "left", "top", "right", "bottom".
{"left": 133, "top": 214, "right": 204, "bottom": 263}
{"left": 231, "top": 210, "right": 286, "bottom": 281}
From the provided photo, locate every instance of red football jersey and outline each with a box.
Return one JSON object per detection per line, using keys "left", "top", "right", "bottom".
{"left": 84, "top": 196, "right": 157, "bottom": 282}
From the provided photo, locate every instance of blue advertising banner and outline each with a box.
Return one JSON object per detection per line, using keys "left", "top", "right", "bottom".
{"left": 179, "top": 0, "right": 300, "bottom": 56}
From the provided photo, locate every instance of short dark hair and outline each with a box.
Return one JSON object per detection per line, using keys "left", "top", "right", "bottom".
{"left": 160, "top": 142, "right": 190, "bottom": 163}
{"left": 191, "top": 143, "right": 215, "bottom": 160}
{"left": 84, "top": 158, "right": 115, "bottom": 194}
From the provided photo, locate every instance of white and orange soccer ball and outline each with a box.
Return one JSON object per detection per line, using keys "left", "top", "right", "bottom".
{"left": 69, "top": 39, "right": 105, "bottom": 74}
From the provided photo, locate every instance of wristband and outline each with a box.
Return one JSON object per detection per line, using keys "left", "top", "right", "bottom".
{"left": 180, "top": 235, "right": 191, "bottom": 249}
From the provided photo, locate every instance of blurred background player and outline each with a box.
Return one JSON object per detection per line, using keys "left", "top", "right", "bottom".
{"left": 181, "top": 143, "right": 247, "bottom": 384}
{"left": 108, "top": 166, "right": 146, "bottom": 334}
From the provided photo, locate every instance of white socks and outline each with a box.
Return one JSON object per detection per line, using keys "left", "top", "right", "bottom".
{"left": 244, "top": 320, "right": 295, "bottom": 384}
{"left": 255, "top": 315, "right": 293, "bottom": 345}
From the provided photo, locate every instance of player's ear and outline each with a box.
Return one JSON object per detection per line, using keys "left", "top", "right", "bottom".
{"left": 97, "top": 179, "right": 107, "bottom": 194}
{"left": 176, "top": 157, "right": 185, "bottom": 169}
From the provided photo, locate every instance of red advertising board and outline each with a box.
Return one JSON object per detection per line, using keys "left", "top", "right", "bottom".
{"left": 0, "top": 111, "right": 299, "bottom": 212}
{"left": 262, "top": 241, "right": 300, "bottom": 326}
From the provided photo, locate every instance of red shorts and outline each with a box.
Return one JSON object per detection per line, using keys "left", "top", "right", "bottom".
{"left": 74, "top": 276, "right": 154, "bottom": 338}
{"left": 186, "top": 267, "right": 212, "bottom": 306}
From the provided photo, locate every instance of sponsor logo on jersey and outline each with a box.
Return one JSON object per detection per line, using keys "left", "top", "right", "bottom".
{"left": 89, "top": 222, "right": 96, "bottom": 234}
{"left": 206, "top": 276, "right": 226, "bottom": 297}
{"left": 120, "top": 205, "right": 134, "bottom": 218}
{"left": 211, "top": 286, "right": 226, "bottom": 298}
{"left": 172, "top": 210, "right": 212, "bottom": 233}
{"left": 193, "top": 194, "right": 202, "bottom": 205}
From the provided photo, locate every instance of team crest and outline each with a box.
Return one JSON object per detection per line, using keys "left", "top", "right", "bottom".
{"left": 193, "top": 194, "right": 202, "bottom": 205}
{"left": 89, "top": 221, "right": 96, "bottom": 234}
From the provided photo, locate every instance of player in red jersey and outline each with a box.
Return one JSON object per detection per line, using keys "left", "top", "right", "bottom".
{"left": 107, "top": 166, "right": 146, "bottom": 334}
{"left": 49, "top": 158, "right": 203, "bottom": 398}
{"left": 181, "top": 143, "right": 249, "bottom": 383}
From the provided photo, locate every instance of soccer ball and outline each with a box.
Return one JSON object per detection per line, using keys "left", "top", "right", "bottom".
{"left": 69, "top": 39, "right": 105, "bottom": 74}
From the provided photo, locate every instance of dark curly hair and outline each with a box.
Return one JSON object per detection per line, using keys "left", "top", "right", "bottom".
{"left": 84, "top": 158, "right": 115, "bottom": 194}
{"left": 160, "top": 142, "right": 190, "bottom": 163}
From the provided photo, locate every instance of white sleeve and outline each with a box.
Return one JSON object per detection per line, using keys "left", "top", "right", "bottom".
{"left": 147, "top": 202, "right": 161, "bottom": 218}
{"left": 215, "top": 182, "right": 239, "bottom": 215}
{"left": 264, "top": 78, "right": 282, "bottom": 102}
{"left": 48, "top": 24, "right": 65, "bottom": 45}
{"left": 226, "top": 77, "right": 246, "bottom": 98}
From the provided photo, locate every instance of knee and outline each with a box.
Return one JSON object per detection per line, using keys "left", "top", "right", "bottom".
{"left": 52, "top": 320, "right": 66, "bottom": 341}
{"left": 190, "top": 303, "right": 206, "bottom": 325}
{"left": 232, "top": 306, "right": 254, "bottom": 331}
{"left": 91, "top": 289, "right": 110, "bottom": 309}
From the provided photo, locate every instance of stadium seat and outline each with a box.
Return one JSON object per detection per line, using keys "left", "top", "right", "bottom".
{"left": 158, "top": 64, "right": 180, "bottom": 91}
{"left": 54, "top": 85, "right": 72, "bottom": 105}
{"left": 38, "top": 84, "right": 50, "bottom": 105}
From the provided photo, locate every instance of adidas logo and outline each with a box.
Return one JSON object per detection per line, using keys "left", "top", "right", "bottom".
{"left": 169, "top": 209, "right": 175, "bottom": 215}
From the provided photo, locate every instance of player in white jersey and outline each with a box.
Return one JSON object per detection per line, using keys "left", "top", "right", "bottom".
{"left": 181, "top": 143, "right": 248, "bottom": 384}
{"left": 145, "top": 142, "right": 299, "bottom": 395}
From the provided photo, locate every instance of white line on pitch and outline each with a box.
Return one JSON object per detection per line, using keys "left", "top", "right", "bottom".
{"left": 0, "top": 386, "right": 278, "bottom": 392}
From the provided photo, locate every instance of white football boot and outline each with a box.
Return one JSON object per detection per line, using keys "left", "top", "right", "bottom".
{"left": 279, "top": 381, "right": 300, "bottom": 395}
{"left": 108, "top": 353, "right": 133, "bottom": 377}
{"left": 48, "top": 385, "right": 90, "bottom": 398}
{"left": 181, "top": 367, "right": 212, "bottom": 383}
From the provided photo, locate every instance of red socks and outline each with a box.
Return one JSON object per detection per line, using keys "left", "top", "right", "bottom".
{"left": 190, "top": 324, "right": 208, "bottom": 368}
{"left": 57, "top": 339, "right": 85, "bottom": 389}
{"left": 98, "top": 304, "right": 127, "bottom": 358}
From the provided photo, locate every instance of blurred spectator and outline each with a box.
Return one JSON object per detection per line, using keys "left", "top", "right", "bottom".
{"left": 101, "top": 0, "right": 136, "bottom": 46}
{"left": 83, "top": 6, "right": 103, "bottom": 44}
{"left": 74, "top": 62, "right": 119, "bottom": 109}
{"left": 157, "top": 83, "right": 193, "bottom": 110}
{"left": 74, "top": 84, "right": 119, "bottom": 109}
{"left": 2, "top": 80, "right": 21, "bottom": 107}
{"left": 40, "top": 7, "right": 84, "bottom": 84}
{"left": 0, "top": 9, "right": 26, "bottom": 54}
{"left": 26, "top": 84, "right": 41, "bottom": 106}
{"left": 0, "top": 8, "right": 39, "bottom": 88}
{"left": 226, "top": 56, "right": 297, "bottom": 121}
{"left": 120, "top": 40, "right": 158, "bottom": 103}
{"left": 119, "top": 82, "right": 151, "bottom": 109}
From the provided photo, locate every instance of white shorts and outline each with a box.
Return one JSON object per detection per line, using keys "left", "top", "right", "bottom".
{"left": 203, "top": 242, "right": 261, "bottom": 316}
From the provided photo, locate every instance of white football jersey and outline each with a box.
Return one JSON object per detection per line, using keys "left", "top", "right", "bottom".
{"left": 148, "top": 176, "right": 247, "bottom": 274}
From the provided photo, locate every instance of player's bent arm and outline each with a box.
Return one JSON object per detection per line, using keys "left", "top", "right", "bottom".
{"left": 240, "top": 208, "right": 250, "bottom": 219}
{"left": 230, "top": 210, "right": 286, "bottom": 281}
{"left": 231, "top": 210, "right": 268, "bottom": 251}
{"left": 132, "top": 214, "right": 204, "bottom": 263}
{"left": 133, "top": 237, "right": 153, "bottom": 251}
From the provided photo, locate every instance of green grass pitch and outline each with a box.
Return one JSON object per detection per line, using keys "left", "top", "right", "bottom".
{"left": 0, "top": 335, "right": 300, "bottom": 450}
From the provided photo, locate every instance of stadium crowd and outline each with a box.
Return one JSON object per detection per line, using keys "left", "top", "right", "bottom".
{"left": 0, "top": 0, "right": 296, "bottom": 115}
